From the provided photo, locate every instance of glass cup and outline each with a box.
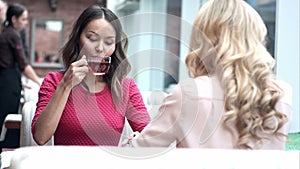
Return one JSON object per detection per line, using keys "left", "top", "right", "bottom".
{"left": 87, "top": 57, "right": 111, "bottom": 75}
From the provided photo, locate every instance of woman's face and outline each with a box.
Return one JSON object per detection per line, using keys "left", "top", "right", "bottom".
{"left": 0, "top": 1, "right": 7, "bottom": 22}
{"left": 13, "top": 10, "right": 28, "bottom": 31}
{"left": 79, "top": 18, "right": 116, "bottom": 60}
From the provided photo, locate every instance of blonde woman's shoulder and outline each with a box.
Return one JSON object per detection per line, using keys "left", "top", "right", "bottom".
{"left": 177, "top": 76, "right": 223, "bottom": 100}
{"left": 273, "top": 80, "right": 293, "bottom": 106}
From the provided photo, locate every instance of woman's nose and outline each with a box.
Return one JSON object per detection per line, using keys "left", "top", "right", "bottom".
{"left": 95, "top": 41, "right": 104, "bottom": 53}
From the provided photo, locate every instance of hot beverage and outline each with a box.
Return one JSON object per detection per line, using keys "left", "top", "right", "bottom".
{"left": 87, "top": 57, "right": 111, "bottom": 75}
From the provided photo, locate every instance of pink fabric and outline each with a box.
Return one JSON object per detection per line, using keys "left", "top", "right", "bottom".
{"left": 132, "top": 76, "right": 293, "bottom": 149}
{"left": 32, "top": 71, "right": 150, "bottom": 146}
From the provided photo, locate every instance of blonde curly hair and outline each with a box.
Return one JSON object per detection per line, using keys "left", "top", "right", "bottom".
{"left": 185, "top": 0, "right": 288, "bottom": 149}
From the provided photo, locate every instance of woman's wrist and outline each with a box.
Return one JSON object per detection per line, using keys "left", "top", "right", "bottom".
{"left": 57, "top": 80, "right": 72, "bottom": 93}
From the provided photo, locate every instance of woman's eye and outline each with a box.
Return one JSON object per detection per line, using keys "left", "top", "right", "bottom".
{"left": 89, "top": 37, "right": 98, "bottom": 42}
{"left": 87, "top": 35, "right": 98, "bottom": 42}
{"left": 105, "top": 41, "right": 114, "bottom": 45}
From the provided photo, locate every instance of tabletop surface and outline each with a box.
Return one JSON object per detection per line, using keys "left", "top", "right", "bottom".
{"left": 1, "top": 146, "right": 299, "bottom": 169}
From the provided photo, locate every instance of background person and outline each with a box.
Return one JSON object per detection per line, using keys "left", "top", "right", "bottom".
{"left": 127, "top": 0, "right": 292, "bottom": 149}
{"left": 0, "top": 0, "right": 7, "bottom": 31}
{"left": 31, "top": 5, "right": 150, "bottom": 146}
{"left": 0, "top": 3, "right": 41, "bottom": 152}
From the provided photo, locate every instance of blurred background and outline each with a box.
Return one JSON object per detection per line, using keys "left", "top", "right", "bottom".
{"left": 5, "top": 0, "right": 299, "bottom": 133}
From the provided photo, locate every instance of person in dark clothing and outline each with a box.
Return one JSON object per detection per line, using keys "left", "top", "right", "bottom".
{"left": 0, "top": 0, "right": 7, "bottom": 31}
{"left": 0, "top": 3, "right": 41, "bottom": 153}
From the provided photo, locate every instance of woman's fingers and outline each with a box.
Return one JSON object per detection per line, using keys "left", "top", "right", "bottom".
{"left": 69, "top": 65, "right": 89, "bottom": 74}
{"left": 72, "top": 55, "right": 88, "bottom": 67}
{"left": 63, "top": 56, "right": 89, "bottom": 88}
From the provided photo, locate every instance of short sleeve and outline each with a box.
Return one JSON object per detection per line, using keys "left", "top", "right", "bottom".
{"left": 31, "top": 72, "right": 63, "bottom": 134}
{"left": 7, "top": 30, "right": 28, "bottom": 71}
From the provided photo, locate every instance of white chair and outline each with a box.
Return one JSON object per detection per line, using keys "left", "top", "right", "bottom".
{"left": 19, "top": 77, "right": 53, "bottom": 147}
{"left": 20, "top": 99, "right": 53, "bottom": 147}
{"left": 0, "top": 114, "right": 22, "bottom": 142}
{"left": 0, "top": 89, "right": 24, "bottom": 144}
{"left": 20, "top": 101, "right": 37, "bottom": 146}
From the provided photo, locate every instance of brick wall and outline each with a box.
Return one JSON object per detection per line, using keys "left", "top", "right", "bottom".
{"left": 7, "top": 0, "right": 105, "bottom": 77}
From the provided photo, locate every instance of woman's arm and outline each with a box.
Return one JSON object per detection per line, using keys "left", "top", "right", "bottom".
{"left": 23, "top": 65, "right": 41, "bottom": 86}
{"left": 130, "top": 85, "right": 183, "bottom": 147}
{"left": 8, "top": 29, "right": 41, "bottom": 86}
{"left": 32, "top": 56, "right": 88, "bottom": 145}
{"left": 125, "top": 79, "right": 151, "bottom": 132}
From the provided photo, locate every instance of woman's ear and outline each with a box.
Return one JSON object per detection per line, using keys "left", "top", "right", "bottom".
{"left": 11, "top": 15, "right": 17, "bottom": 25}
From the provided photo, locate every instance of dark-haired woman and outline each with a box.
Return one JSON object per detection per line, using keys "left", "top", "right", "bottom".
{"left": 0, "top": 3, "right": 41, "bottom": 151}
{"left": 31, "top": 5, "right": 150, "bottom": 146}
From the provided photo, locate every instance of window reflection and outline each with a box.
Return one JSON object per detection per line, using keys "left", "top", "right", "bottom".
{"left": 31, "top": 18, "right": 64, "bottom": 68}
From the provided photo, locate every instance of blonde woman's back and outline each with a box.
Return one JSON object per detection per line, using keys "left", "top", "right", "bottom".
{"left": 131, "top": 76, "right": 292, "bottom": 149}
{"left": 129, "top": 0, "right": 292, "bottom": 150}
{"left": 175, "top": 76, "right": 292, "bottom": 149}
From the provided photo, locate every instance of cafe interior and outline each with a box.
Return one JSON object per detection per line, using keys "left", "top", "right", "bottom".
{"left": 0, "top": 0, "right": 299, "bottom": 168}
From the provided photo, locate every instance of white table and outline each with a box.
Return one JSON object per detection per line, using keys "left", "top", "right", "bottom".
{"left": 1, "top": 146, "right": 299, "bottom": 169}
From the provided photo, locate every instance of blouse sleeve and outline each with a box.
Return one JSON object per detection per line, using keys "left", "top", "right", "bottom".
{"left": 8, "top": 30, "right": 28, "bottom": 71}
{"left": 31, "top": 72, "right": 60, "bottom": 134}
{"left": 125, "top": 79, "right": 151, "bottom": 132}
{"left": 131, "top": 84, "right": 183, "bottom": 147}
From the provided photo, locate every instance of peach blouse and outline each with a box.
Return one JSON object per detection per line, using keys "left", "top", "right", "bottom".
{"left": 132, "top": 76, "right": 292, "bottom": 149}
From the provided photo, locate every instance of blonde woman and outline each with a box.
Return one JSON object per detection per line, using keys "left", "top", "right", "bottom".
{"left": 128, "top": 0, "right": 292, "bottom": 149}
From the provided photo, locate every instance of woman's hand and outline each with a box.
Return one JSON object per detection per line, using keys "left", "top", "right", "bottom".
{"left": 61, "top": 55, "right": 89, "bottom": 89}
{"left": 121, "top": 132, "right": 140, "bottom": 147}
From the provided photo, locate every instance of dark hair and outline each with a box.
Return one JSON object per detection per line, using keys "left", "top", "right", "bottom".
{"left": 4, "top": 3, "right": 27, "bottom": 27}
{"left": 61, "top": 5, "right": 131, "bottom": 104}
